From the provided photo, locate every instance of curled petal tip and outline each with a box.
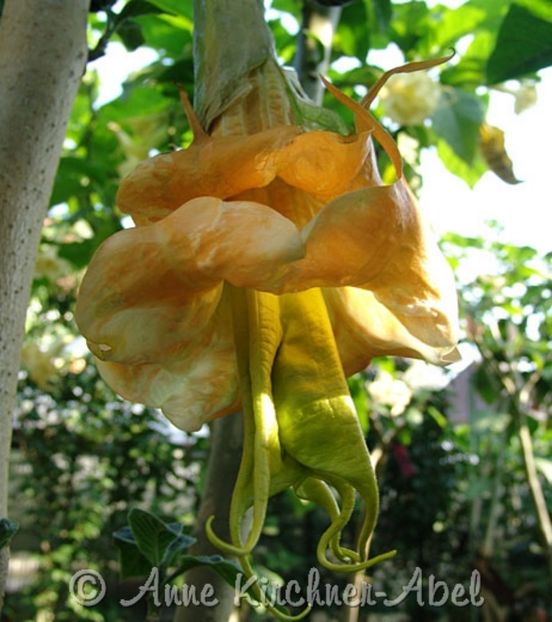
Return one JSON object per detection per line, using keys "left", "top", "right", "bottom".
{"left": 440, "top": 346, "right": 462, "bottom": 365}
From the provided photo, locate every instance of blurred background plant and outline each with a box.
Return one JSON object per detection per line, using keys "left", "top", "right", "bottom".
{"left": 2, "top": 0, "right": 551, "bottom": 620}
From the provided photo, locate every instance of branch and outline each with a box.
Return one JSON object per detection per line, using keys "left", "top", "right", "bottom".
{"left": 0, "top": 0, "right": 88, "bottom": 610}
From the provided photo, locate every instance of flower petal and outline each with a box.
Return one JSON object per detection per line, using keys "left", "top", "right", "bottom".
{"left": 272, "top": 179, "right": 459, "bottom": 363}
{"left": 276, "top": 130, "right": 373, "bottom": 201}
{"left": 117, "top": 126, "right": 300, "bottom": 224}
{"left": 324, "top": 287, "right": 459, "bottom": 372}
{"left": 95, "top": 340, "right": 239, "bottom": 432}
{"left": 76, "top": 197, "right": 303, "bottom": 366}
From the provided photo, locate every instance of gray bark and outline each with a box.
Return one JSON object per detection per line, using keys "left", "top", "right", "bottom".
{"left": 0, "top": 0, "right": 89, "bottom": 609}
{"left": 175, "top": 413, "right": 243, "bottom": 622}
{"left": 294, "top": 0, "right": 342, "bottom": 104}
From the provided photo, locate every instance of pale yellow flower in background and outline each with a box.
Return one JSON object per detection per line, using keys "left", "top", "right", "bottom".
{"left": 20, "top": 335, "right": 87, "bottom": 390}
{"left": 380, "top": 71, "right": 441, "bottom": 126}
{"left": 368, "top": 370, "right": 412, "bottom": 416}
{"left": 403, "top": 359, "right": 450, "bottom": 391}
{"left": 34, "top": 245, "right": 71, "bottom": 282}
{"left": 109, "top": 113, "right": 169, "bottom": 179}
{"left": 20, "top": 342, "right": 58, "bottom": 391}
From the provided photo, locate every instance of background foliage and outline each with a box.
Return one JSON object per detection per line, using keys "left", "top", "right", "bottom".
{"left": 2, "top": 0, "right": 551, "bottom": 620}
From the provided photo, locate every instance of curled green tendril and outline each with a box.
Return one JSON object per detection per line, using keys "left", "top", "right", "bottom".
{"left": 296, "top": 477, "right": 359, "bottom": 564}
{"left": 238, "top": 556, "right": 312, "bottom": 621}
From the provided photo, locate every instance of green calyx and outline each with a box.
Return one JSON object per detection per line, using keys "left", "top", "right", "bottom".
{"left": 205, "top": 286, "right": 395, "bottom": 619}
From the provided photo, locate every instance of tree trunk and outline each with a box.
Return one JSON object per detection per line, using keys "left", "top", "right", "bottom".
{"left": 0, "top": 0, "right": 89, "bottom": 609}
{"left": 175, "top": 413, "right": 243, "bottom": 622}
{"left": 294, "top": 0, "right": 342, "bottom": 103}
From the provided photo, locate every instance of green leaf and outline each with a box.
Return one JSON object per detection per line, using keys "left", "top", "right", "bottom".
{"left": 431, "top": 4, "right": 486, "bottom": 50}
{"left": 134, "top": 14, "right": 193, "bottom": 56}
{"left": 99, "top": 85, "right": 172, "bottom": 123}
{"left": 117, "top": 0, "right": 164, "bottom": 21}
{"left": 271, "top": 0, "right": 301, "bottom": 19}
{"left": 118, "top": 20, "right": 146, "bottom": 51}
{"left": 371, "top": 0, "right": 392, "bottom": 33}
{"left": 114, "top": 521, "right": 196, "bottom": 577}
{"left": 113, "top": 526, "right": 153, "bottom": 578}
{"left": 294, "top": 99, "right": 350, "bottom": 135}
{"left": 335, "top": 2, "right": 370, "bottom": 61}
{"left": 50, "top": 157, "right": 110, "bottom": 206}
{"left": 0, "top": 519, "right": 18, "bottom": 550}
{"left": 160, "top": 533, "right": 197, "bottom": 568}
{"left": 390, "top": 1, "right": 431, "bottom": 55}
{"left": 145, "top": 0, "right": 193, "bottom": 19}
{"left": 487, "top": 1, "right": 552, "bottom": 83}
{"left": 432, "top": 88, "right": 484, "bottom": 164}
{"left": 128, "top": 508, "right": 192, "bottom": 568}
{"left": 435, "top": 138, "right": 486, "bottom": 187}
{"left": 440, "top": 35, "right": 493, "bottom": 87}
{"left": 331, "top": 64, "right": 380, "bottom": 88}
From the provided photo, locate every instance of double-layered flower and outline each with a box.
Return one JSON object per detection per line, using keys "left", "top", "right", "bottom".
{"left": 76, "top": 59, "right": 459, "bottom": 595}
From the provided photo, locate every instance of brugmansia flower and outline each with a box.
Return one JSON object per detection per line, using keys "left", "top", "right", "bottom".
{"left": 380, "top": 70, "right": 441, "bottom": 126}
{"left": 76, "top": 56, "right": 459, "bottom": 615}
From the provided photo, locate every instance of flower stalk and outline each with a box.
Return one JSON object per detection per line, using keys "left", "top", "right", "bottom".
{"left": 192, "top": 0, "right": 275, "bottom": 129}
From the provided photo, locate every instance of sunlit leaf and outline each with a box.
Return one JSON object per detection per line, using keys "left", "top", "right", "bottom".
{"left": 487, "top": 1, "right": 552, "bottom": 83}
{"left": 145, "top": 0, "right": 193, "bottom": 19}
{"left": 435, "top": 137, "right": 486, "bottom": 187}
{"left": 390, "top": 1, "right": 431, "bottom": 55}
{"left": 335, "top": 1, "right": 370, "bottom": 60}
{"left": 432, "top": 87, "right": 484, "bottom": 164}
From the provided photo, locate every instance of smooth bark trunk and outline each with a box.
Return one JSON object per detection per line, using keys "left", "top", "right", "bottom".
{"left": 175, "top": 413, "right": 242, "bottom": 622}
{"left": 294, "top": 0, "right": 342, "bottom": 104}
{"left": 0, "top": 0, "right": 89, "bottom": 609}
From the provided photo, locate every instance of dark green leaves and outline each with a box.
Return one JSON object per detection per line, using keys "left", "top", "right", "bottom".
{"left": 335, "top": 2, "right": 371, "bottom": 60}
{"left": 112, "top": 509, "right": 258, "bottom": 606}
{"left": 118, "top": 20, "right": 146, "bottom": 51}
{"left": 126, "top": 508, "right": 194, "bottom": 568}
{"left": 88, "top": 0, "right": 165, "bottom": 60}
{"left": 113, "top": 525, "right": 155, "bottom": 578}
{"left": 117, "top": 0, "right": 165, "bottom": 20}
{"left": 371, "top": 0, "right": 392, "bottom": 33}
{"left": 90, "top": 0, "right": 118, "bottom": 12}
{"left": 487, "top": 1, "right": 552, "bottom": 83}
{"left": 0, "top": 518, "right": 18, "bottom": 550}
{"left": 145, "top": 0, "right": 193, "bottom": 18}
{"left": 113, "top": 509, "right": 199, "bottom": 578}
